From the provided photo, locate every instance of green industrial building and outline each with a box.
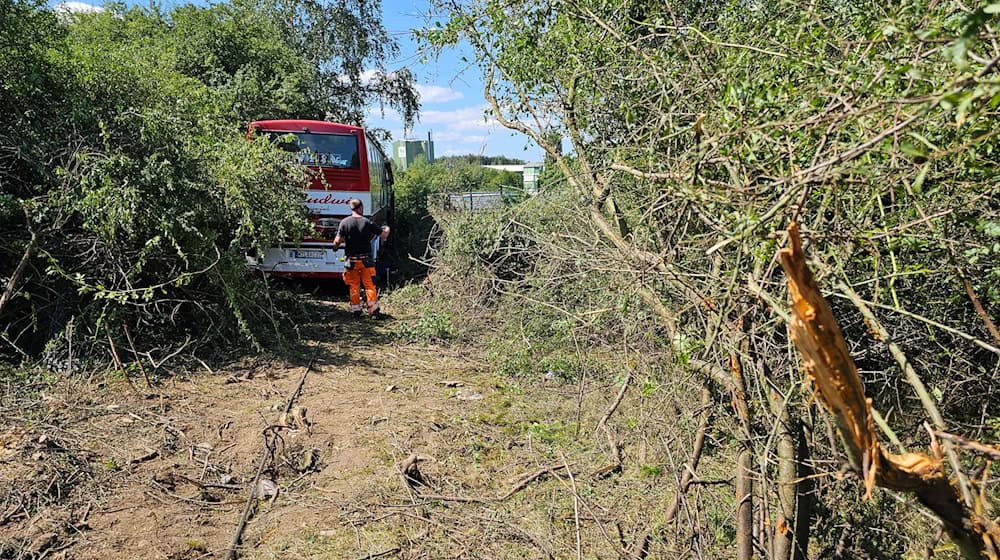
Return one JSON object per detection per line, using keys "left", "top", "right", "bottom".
{"left": 482, "top": 162, "right": 545, "bottom": 195}
{"left": 522, "top": 163, "right": 543, "bottom": 194}
{"left": 392, "top": 135, "right": 435, "bottom": 172}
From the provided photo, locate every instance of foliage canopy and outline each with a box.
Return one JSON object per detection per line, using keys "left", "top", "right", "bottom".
{"left": 0, "top": 0, "right": 416, "bottom": 362}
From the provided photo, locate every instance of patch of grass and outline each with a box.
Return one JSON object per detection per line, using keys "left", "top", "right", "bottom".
{"left": 639, "top": 464, "right": 663, "bottom": 477}
{"left": 473, "top": 408, "right": 511, "bottom": 427}
{"left": 464, "top": 435, "right": 491, "bottom": 464}
{"left": 640, "top": 378, "right": 659, "bottom": 397}
{"left": 398, "top": 306, "right": 456, "bottom": 341}
{"left": 522, "top": 420, "right": 573, "bottom": 445}
{"left": 0, "top": 364, "right": 57, "bottom": 401}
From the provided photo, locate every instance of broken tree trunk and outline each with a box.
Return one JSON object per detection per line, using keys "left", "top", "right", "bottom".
{"left": 778, "top": 222, "right": 1000, "bottom": 560}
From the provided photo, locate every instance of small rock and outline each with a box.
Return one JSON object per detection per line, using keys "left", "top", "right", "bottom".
{"left": 455, "top": 390, "right": 483, "bottom": 401}
{"left": 252, "top": 479, "right": 278, "bottom": 500}
{"left": 193, "top": 443, "right": 213, "bottom": 454}
{"left": 385, "top": 385, "right": 397, "bottom": 392}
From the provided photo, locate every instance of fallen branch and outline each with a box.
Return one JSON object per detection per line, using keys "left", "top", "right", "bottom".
{"left": 397, "top": 453, "right": 434, "bottom": 490}
{"left": 353, "top": 547, "right": 400, "bottom": 560}
{"left": 412, "top": 464, "right": 574, "bottom": 504}
{"left": 630, "top": 386, "right": 713, "bottom": 560}
{"left": 122, "top": 324, "right": 153, "bottom": 389}
{"left": 499, "top": 464, "right": 571, "bottom": 501}
{"left": 778, "top": 222, "right": 1000, "bottom": 560}
{"left": 0, "top": 210, "right": 37, "bottom": 318}
{"left": 935, "top": 432, "right": 1000, "bottom": 462}
{"left": 105, "top": 327, "right": 139, "bottom": 395}
{"left": 224, "top": 349, "right": 318, "bottom": 560}
{"left": 593, "top": 372, "right": 631, "bottom": 477}
{"left": 665, "top": 386, "right": 712, "bottom": 523}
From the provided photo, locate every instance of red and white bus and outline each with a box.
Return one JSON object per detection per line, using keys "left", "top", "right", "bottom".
{"left": 246, "top": 120, "right": 393, "bottom": 278}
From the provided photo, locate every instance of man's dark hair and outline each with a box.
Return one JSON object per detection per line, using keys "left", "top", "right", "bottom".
{"left": 349, "top": 198, "right": 363, "bottom": 212}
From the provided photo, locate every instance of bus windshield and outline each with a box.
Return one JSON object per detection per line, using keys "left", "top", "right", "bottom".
{"left": 268, "top": 132, "right": 360, "bottom": 169}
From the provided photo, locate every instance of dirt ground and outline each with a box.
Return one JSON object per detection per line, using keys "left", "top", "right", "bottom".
{"left": 1, "top": 291, "right": 714, "bottom": 560}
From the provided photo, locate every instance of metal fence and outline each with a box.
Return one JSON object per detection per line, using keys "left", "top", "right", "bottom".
{"left": 428, "top": 190, "right": 516, "bottom": 213}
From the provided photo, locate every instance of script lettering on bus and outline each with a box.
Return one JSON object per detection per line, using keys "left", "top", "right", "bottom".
{"left": 304, "top": 193, "right": 352, "bottom": 205}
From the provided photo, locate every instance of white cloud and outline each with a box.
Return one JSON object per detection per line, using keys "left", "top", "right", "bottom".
{"left": 54, "top": 1, "right": 104, "bottom": 13}
{"left": 419, "top": 130, "right": 488, "bottom": 144}
{"left": 359, "top": 69, "right": 381, "bottom": 84}
{"left": 366, "top": 106, "right": 401, "bottom": 122}
{"left": 365, "top": 103, "right": 539, "bottom": 158}
{"left": 415, "top": 84, "right": 464, "bottom": 104}
{"left": 422, "top": 130, "right": 462, "bottom": 142}
{"left": 353, "top": 71, "right": 463, "bottom": 104}
{"left": 343, "top": 69, "right": 397, "bottom": 87}
{"left": 420, "top": 105, "right": 497, "bottom": 131}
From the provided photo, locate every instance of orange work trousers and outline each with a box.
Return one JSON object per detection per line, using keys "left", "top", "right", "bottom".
{"left": 343, "top": 260, "right": 379, "bottom": 313}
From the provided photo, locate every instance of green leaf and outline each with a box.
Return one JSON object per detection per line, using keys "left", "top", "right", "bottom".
{"left": 911, "top": 163, "right": 930, "bottom": 195}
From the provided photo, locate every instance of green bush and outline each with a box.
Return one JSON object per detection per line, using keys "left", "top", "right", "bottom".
{"left": 0, "top": 0, "right": 417, "bottom": 363}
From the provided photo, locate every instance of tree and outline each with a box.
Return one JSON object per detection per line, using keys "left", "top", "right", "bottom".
{"left": 426, "top": 0, "right": 1000, "bottom": 557}
{"left": 0, "top": 0, "right": 418, "bottom": 364}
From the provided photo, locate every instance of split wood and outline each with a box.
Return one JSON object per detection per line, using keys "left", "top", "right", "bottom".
{"left": 223, "top": 349, "right": 318, "bottom": 560}
{"left": 779, "top": 222, "right": 1000, "bottom": 560}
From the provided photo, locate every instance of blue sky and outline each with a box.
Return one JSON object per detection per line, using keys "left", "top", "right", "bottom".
{"left": 374, "top": 1, "right": 541, "bottom": 160}
{"left": 54, "top": 0, "right": 543, "bottom": 161}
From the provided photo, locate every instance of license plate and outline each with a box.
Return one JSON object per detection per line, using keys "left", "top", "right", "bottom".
{"left": 291, "top": 249, "right": 324, "bottom": 259}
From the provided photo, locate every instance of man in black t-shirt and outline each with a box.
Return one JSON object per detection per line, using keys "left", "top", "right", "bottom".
{"left": 333, "top": 199, "right": 390, "bottom": 317}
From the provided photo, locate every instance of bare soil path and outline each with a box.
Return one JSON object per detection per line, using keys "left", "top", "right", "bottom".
{"left": 1, "top": 298, "right": 508, "bottom": 559}
{"left": 3, "top": 292, "right": 673, "bottom": 560}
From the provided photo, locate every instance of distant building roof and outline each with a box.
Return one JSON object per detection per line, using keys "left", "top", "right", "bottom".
{"left": 483, "top": 163, "right": 542, "bottom": 172}
{"left": 482, "top": 164, "right": 523, "bottom": 172}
